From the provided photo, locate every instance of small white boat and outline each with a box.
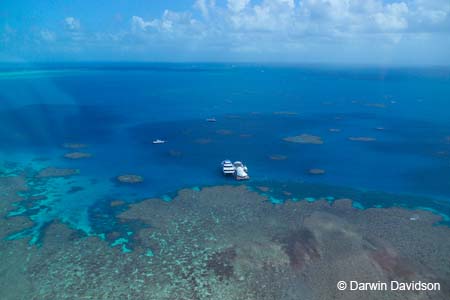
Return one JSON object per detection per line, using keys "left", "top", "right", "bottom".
{"left": 221, "top": 160, "right": 235, "bottom": 175}
{"left": 206, "top": 118, "right": 217, "bottom": 122}
{"left": 233, "top": 161, "right": 249, "bottom": 180}
{"left": 152, "top": 139, "right": 167, "bottom": 144}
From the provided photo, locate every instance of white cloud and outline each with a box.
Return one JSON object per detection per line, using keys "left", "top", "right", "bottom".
{"left": 1, "top": 0, "right": 446, "bottom": 65}
{"left": 373, "top": 2, "right": 409, "bottom": 31}
{"left": 64, "top": 17, "right": 80, "bottom": 31}
{"left": 126, "top": 0, "right": 450, "bottom": 53}
{"left": 131, "top": 16, "right": 158, "bottom": 31}
{"left": 39, "top": 0, "right": 448, "bottom": 63}
{"left": 195, "top": 0, "right": 209, "bottom": 17}
{"left": 132, "top": 11, "right": 198, "bottom": 34}
{"left": 227, "top": 0, "right": 251, "bottom": 13}
{"left": 410, "top": 0, "right": 450, "bottom": 26}
{"left": 195, "top": 0, "right": 216, "bottom": 18}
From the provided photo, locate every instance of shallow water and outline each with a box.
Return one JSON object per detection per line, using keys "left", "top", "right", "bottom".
{"left": 1, "top": 63, "right": 450, "bottom": 241}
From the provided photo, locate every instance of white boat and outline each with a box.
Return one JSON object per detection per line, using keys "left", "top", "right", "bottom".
{"left": 206, "top": 118, "right": 217, "bottom": 122}
{"left": 221, "top": 160, "right": 235, "bottom": 175}
{"left": 152, "top": 139, "right": 167, "bottom": 144}
{"left": 233, "top": 161, "right": 249, "bottom": 180}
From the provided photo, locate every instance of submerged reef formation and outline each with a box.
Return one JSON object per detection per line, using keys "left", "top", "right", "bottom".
{"left": 283, "top": 134, "right": 324, "bottom": 144}
{"left": 62, "top": 143, "right": 88, "bottom": 149}
{"left": 273, "top": 111, "right": 298, "bottom": 116}
{"left": 36, "top": 167, "right": 79, "bottom": 178}
{"left": 308, "top": 168, "right": 326, "bottom": 175}
{"left": 215, "top": 129, "right": 233, "bottom": 136}
{"left": 168, "top": 150, "right": 182, "bottom": 157}
{"left": 116, "top": 174, "right": 144, "bottom": 184}
{"left": 194, "top": 138, "right": 213, "bottom": 144}
{"left": 348, "top": 137, "right": 377, "bottom": 142}
{"left": 269, "top": 154, "right": 288, "bottom": 161}
{"left": 1, "top": 182, "right": 450, "bottom": 299}
{"left": 365, "top": 103, "right": 387, "bottom": 108}
{"left": 64, "top": 152, "right": 92, "bottom": 159}
{"left": 329, "top": 128, "right": 341, "bottom": 132}
{"left": 110, "top": 200, "right": 125, "bottom": 207}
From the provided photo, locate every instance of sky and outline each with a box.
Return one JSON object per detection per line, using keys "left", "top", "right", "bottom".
{"left": 1, "top": 0, "right": 450, "bottom": 65}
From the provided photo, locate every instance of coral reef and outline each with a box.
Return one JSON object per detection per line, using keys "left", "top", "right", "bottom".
{"left": 1, "top": 184, "right": 450, "bottom": 299}
{"left": 256, "top": 186, "right": 270, "bottom": 192}
{"left": 348, "top": 137, "right": 376, "bottom": 142}
{"left": 283, "top": 134, "right": 324, "bottom": 144}
{"left": 62, "top": 143, "right": 88, "bottom": 149}
{"left": 366, "top": 103, "right": 387, "bottom": 108}
{"left": 36, "top": 167, "right": 79, "bottom": 178}
{"left": 269, "top": 155, "right": 288, "bottom": 161}
{"left": 216, "top": 129, "right": 233, "bottom": 136}
{"left": 168, "top": 150, "right": 182, "bottom": 157}
{"left": 64, "top": 152, "right": 92, "bottom": 159}
{"left": 67, "top": 186, "right": 84, "bottom": 194}
{"left": 308, "top": 168, "right": 326, "bottom": 175}
{"left": 194, "top": 138, "right": 213, "bottom": 144}
{"left": 273, "top": 111, "right": 298, "bottom": 116}
{"left": 116, "top": 174, "right": 144, "bottom": 184}
{"left": 110, "top": 200, "right": 125, "bottom": 207}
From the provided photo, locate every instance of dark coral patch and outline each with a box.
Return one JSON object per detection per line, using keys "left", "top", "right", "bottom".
{"left": 67, "top": 186, "right": 84, "bottom": 194}
{"left": 206, "top": 247, "right": 237, "bottom": 280}
{"left": 370, "top": 247, "right": 414, "bottom": 280}
{"left": 278, "top": 228, "right": 320, "bottom": 270}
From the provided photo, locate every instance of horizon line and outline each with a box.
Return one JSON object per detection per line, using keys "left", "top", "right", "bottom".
{"left": 1, "top": 60, "right": 450, "bottom": 69}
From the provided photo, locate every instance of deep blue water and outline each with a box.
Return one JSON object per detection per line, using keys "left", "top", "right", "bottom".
{"left": 1, "top": 63, "right": 450, "bottom": 244}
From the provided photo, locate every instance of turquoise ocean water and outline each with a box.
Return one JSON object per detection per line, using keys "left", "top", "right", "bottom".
{"left": 1, "top": 63, "right": 450, "bottom": 245}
